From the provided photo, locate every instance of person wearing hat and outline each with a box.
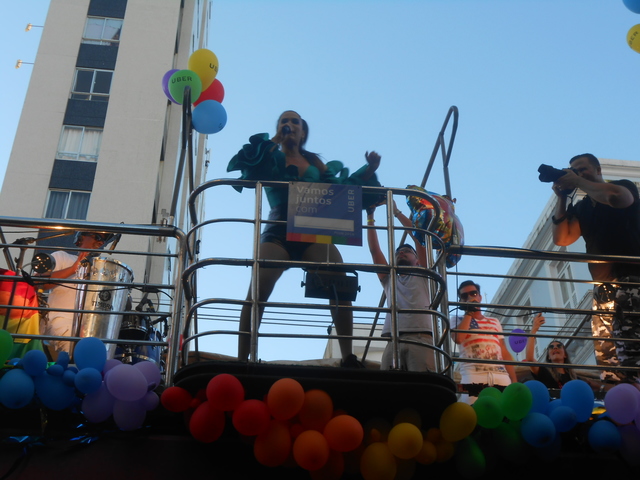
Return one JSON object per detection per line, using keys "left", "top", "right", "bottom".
{"left": 39, "top": 232, "right": 106, "bottom": 360}
{"left": 367, "top": 203, "right": 435, "bottom": 372}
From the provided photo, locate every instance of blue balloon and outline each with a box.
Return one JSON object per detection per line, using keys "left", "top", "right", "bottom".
{"left": 47, "top": 364, "right": 64, "bottom": 376}
{"left": 57, "top": 351, "right": 70, "bottom": 369}
{"left": 548, "top": 405, "right": 577, "bottom": 433}
{"left": 546, "top": 398, "right": 563, "bottom": 415}
{"left": 524, "top": 380, "right": 550, "bottom": 414}
{"left": 74, "top": 367, "right": 104, "bottom": 394}
{"left": 192, "top": 100, "right": 227, "bottom": 134}
{"left": 74, "top": 337, "right": 107, "bottom": 371}
{"left": 509, "top": 328, "right": 527, "bottom": 353}
{"left": 0, "top": 369, "right": 35, "bottom": 408}
{"left": 560, "top": 379, "right": 594, "bottom": 422}
{"left": 62, "top": 369, "right": 77, "bottom": 387}
{"left": 623, "top": 0, "right": 640, "bottom": 14}
{"left": 588, "top": 420, "right": 621, "bottom": 453}
{"left": 21, "top": 350, "right": 48, "bottom": 377}
{"left": 520, "top": 412, "right": 556, "bottom": 448}
{"left": 35, "top": 373, "right": 77, "bottom": 410}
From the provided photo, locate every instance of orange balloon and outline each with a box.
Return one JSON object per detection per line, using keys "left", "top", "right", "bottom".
{"left": 387, "top": 423, "right": 423, "bottom": 460}
{"left": 299, "top": 389, "right": 334, "bottom": 431}
{"left": 232, "top": 399, "right": 270, "bottom": 436}
{"left": 293, "top": 430, "right": 330, "bottom": 471}
{"left": 323, "top": 415, "right": 364, "bottom": 452}
{"left": 188, "top": 401, "right": 225, "bottom": 443}
{"left": 435, "top": 439, "right": 455, "bottom": 463}
{"left": 424, "top": 427, "right": 441, "bottom": 443}
{"left": 206, "top": 374, "right": 244, "bottom": 411}
{"left": 364, "top": 417, "right": 391, "bottom": 445}
{"left": 267, "top": 378, "right": 305, "bottom": 420}
{"left": 415, "top": 440, "right": 437, "bottom": 465}
{"left": 254, "top": 419, "right": 292, "bottom": 467}
{"left": 309, "top": 449, "right": 344, "bottom": 480}
{"left": 360, "top": 442, "right": 397, "bottom": 480}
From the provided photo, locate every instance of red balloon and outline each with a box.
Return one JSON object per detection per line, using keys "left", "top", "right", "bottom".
{"left": 232, "top": 399, "right": 271, "bottom": 436}
{"left": 160, "top": 386, "right": 192, "bottom": 412}
{"left": 193, "top": 78, "right": 225, "bottom": 106}
{"left": 254, "top": 420, "right": 292, "bottom": 467}
{"left": 189, "top": 401, "right": 225, "bottom": 443}
{"left": 206, "top": 374, "right": 244, "bottom": 411}
{"left": 293, "top": 430, "right": 330, "bottom": 471}
{"left": 267, "top": 378, "right": 305, "bottom": 421}
{"left": 324, "top": 415, "right": 364, "bottom": 452}
{"left": 299, "top": 389, "right": 334, "bottom": 431}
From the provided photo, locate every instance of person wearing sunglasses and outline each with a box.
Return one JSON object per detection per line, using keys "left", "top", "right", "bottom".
{"left": 525, "top": 313, "right": 577, "bottom": 389}
{"left": 453, "top": 280, "right": 517, "bottom": 402}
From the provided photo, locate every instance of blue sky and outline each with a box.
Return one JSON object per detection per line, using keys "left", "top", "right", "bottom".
{"left": 2, "top": 1, "right": 640, "bottom": 361}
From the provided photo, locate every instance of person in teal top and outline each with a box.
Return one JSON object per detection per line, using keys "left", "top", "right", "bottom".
{"left": 227, "top": 110, "right": 382, "bottom": 366}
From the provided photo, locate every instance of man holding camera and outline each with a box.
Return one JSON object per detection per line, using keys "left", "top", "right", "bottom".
{"left": 453, "top": 281, "right": 517, "bottom": 402}
{"left": 551, "top": 153, "right": 640, "bottom": 385}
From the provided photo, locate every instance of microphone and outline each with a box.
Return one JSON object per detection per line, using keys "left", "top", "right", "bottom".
{"left": 282, "top": 125, "right": 291, "bottom": 135}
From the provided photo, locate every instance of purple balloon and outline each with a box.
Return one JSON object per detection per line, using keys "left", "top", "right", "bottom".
{"left": 74, "top": 367, "right": 104, "bottom": 394}
{"left": 141, "top": 391, "right": 160, "bottom": 411}
{"left": 604, "top": 383, "right": 640, "bottom": 425}
{"left": 113, "top": 399, "right": 146, "bottom": 431}
{"left": 509, "top": 328, "right": 527, "bottom": 353}
{"left": 133, "top": 361, "right": 162, "bottom": 391}
{"left": 106, "top": 364, "right": 148, "bottom": 402}
{"left": 162, "top": 69, "right": 179, "bottom": 103}
{"left": 0, "top": 369, "right": 35, "bottom": 408}
{"left": 82, "top": 383, "right": 116, "bottom": 423}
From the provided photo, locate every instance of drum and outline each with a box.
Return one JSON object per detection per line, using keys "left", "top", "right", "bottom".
{"left": 75, "top": 257, "right": 134, "bottom": 359}
{"left": 114, "top": 329, "right": 163, "bottom": 367}
{"left": 119, "top": 312, "right": 152, "bottom": 340}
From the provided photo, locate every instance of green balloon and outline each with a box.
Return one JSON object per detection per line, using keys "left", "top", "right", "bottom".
{"left": 0, "top": 329, "right": 14, "bottom": 366}
{"left": 455, "top": 437, "right": 486, "bottom": 479}
{"left": 500, "top": 383, "right": 533, "bottom": 421}
{"left": 168, "top": 69, "right": 202, "bottom": 105}
{"left": 473, "top": 396, "right": 504, "bottom": 429}
{"left": 492, "top": 423, "right": 530, "bottom": 464}
{"left": 478, "top": 386, "right": 502, "bottom": 401}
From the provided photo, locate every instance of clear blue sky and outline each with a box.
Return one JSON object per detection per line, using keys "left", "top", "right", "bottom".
{"left": 2, "top": 1, "right": 640, "bottom": 361}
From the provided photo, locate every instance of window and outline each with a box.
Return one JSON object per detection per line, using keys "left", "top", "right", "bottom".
{"left": 82, "top": 17, "right": 122, "bottom": 45}
{"left": 45, "top": 190, "right": 91, "bottom": 220}
{"left": 71, "top": 69, "right": 113, "bottom": 101}
{"left": 56, "top": 126, "right": 102, "bottom": 162}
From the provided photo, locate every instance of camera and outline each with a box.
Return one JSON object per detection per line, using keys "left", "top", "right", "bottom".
{"left": 538, "top": 164, "right": 576, "bottom": 195}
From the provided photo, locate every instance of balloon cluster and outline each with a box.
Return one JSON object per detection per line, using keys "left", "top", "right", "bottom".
{"left": 161, "top": 48, "right": 227, "bottom": 134}
{"left": 0, "top": 335, "right": 162, "bottom": 431}
{"left": 623, "top": 0, "right": 640, "bottom": 53}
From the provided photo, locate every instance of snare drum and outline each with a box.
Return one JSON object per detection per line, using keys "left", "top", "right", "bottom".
{"left": 119, "top": 312, "right": 151, "bottom": 340}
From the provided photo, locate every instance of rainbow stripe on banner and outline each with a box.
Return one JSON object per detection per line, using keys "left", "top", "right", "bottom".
{"left": 286, "top": 232, "right": 362, "bottom": 246}
{"left": 0, "top": 269, "right": 41, "bottom": 343}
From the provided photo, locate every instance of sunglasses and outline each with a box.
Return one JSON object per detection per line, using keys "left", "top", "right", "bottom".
{"left": 548, "top": 343, "right": 564, "bottom": 350}
{"left": 459, "top": 290, "right": 479, "bottom": 300}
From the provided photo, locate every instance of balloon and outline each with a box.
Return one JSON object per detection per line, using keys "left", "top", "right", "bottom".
{"left": 73, "top": 337, "right": 107, "bottom": 371}
{"left": 192, "top": 100, "right": 227, "bottom": 135}
{"left": 187, "top": 48, "right": 219, "bottom": 90}
{"left": 623, "top": 0, "right": 640, "bottom": 14}
{"left": 267, "top": 378, "right": 305, "bottom": 421}
{"left": 74, "top": 367, "right": 103, "bottom": 394}
{"left": 393, "top": 407, "right": 422, "bottom": 428}
{"left": 0, "top": 329, "right": 13, "bottom": 366}
{"left": 162, "top": 68, "right": 179, "bottom": 103}
{"left": 105, "top": 363, "right": 148, "bottom": 402}
{"left": 548, "top": 405, "right": 577, "bottom": 433}
{"left": 364, "top": 417, "right": 391, "bottom": 444}
{"left": 293, "top": 430, "right": 330, "bottom": 471}
{"left": 619, "top": 425, "right": 640, "bottom": 466}
{"left": 193, "top": 78, "right": 224, "bottom": 106}
{"left": 520, "top": 412, "right": 556, "bottom": 448}
{"left": 189, "top": 401, "right": 225, "bottom": 443}
{"left": 387, "top": 422, "right": 423, "bottom": 460}
{"left": 82, "top": 383, "right": 116, "bottom": 423}
{"left": 560, "top": 379, "right": 594, "bottom": 422}
{"left": 524, "top": 380, "right": 550, "bottom": 414}
{"left": 0, "top": 368, "right": 34, "bottom": 408}
{"left": 604, "top": 383, "right": 640, "bottom": 425}
{"left": 477, "top": 386, "right": 502, "bottom": 401}
{"left": 161, "top": 386, "right": 193, "bottom": 412}
{"left": 57, "top": 351, "right": 70, "bottom": 369}
{"left": 628, "top": 24, "right": 640, "bottom": 53}
{"left": 47, "top": 364, "right": 64, "bottom": 376}
{"left": 34, "top": 373, "right": 77, "bottom": 410}
{"left": 323, "top": 415, "right": 364, "bottom": 452}
{"left": 588, "top": 419, "right": 621, "bottom": 453}
{"left": 435, "top": 438, "right": 455, "bottom": 462}
{"left": 455, "top": 437, "right": 486, "bottom": 480}
{"left": 62, "top": 368, "right": 77, "bottom": 387}
{"left": 113, "top": 399, "right": 146, "bottom": 431}
{"left": 472, "top": 396, "right": 503, "bottom": 429}
{"left": 103, "top": 358, "right": 121, "bottom": 375}
{"left": 21, "top": 349, "right": 48, "bottom": 377}
{"left": 440, "top": 402, "right": 477, "bottom": 442}
{"left": 492, "top": 422, "right": 529, "bottom": 464}
{"left": 206, "top": 373, "right": 244, "bottom": 411}
{"left": 299, "top": 389, "right": 334, "bottom": 431}
{"left": 168, "top": 69, "right": 202, "bottom": 105}
{"left": 501, "top": 382, "right": 533, "bottom": 421}
{"left": 309, "top": 449, "right": 345, "bottom": 480}
{"left": 508, "top": 328, "right": 527, "bottom": 353}
{"left": 141, "top": 391, "right": 159, "bottom": 411}
{"left": 415, "top": 440, "right": 437, "bottom": 465}
{"left": 360, "top": 442, "right": 397, "bottom": 480}
{"left": 133, "top": 361, "right": 162, "bottom": 392}
{"left": 232, "top": 399, "right": 271, "bottom": 436}
{"left": 254, "top": 419, "right": 292, "bottom": 467}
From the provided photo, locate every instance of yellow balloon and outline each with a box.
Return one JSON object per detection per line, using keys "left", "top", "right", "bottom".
{"left": 387, "top": 423, "right": 423, "bottom": 460}
{"left": 188, "top": 48, "right": 219, "bottom": 90}
{"left": 439, "top": 401, "right": 477, "bottom": 442}
{"left": 360, "top": 442, "right": 397, "bottom": 480}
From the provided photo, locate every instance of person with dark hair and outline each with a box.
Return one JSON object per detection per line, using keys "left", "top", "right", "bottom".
{"left": 227, "top": 110, "right": 381, "bottom": 366}
{"left": 453, "top": 281, "right": 517, "bottom": 402}
{"left": 525, "top": 313, "right": 577, "bottom": 389}
{"left": 39, "top": 232, "right": 107, "bottom": 360}
{"left": 366, "top": 202, "right": 435, "bottom": 371}
{"left": 552, "top": 153, "right": 640, "bottom": 386}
